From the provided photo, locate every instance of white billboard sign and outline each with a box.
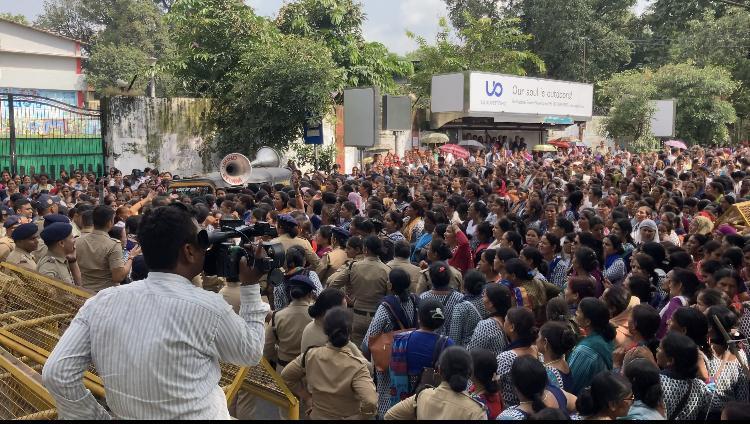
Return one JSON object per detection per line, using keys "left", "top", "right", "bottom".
{"left": 650, "top": 99, "right": 676, "bottom": 138}
{"left": 468, "top": 72, "right": 593, "bottom": 119}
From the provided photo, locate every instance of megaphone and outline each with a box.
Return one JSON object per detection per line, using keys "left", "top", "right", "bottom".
{"left": 219, "top": 146, "right": 282, "bottom": 186}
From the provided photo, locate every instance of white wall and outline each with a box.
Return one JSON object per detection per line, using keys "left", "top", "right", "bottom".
{"left": 0, "top": 51, "right": 84, "bottom": 91}
{"left": 0, "top": 21, "right": 78, "bottom": 57}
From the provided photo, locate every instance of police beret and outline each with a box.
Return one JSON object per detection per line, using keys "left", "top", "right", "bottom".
{"left": 11, "top": 223, "right": 38, "bottom": 241}
{"left": 40, "top": 222, "right": 73, "bottom": 244}
{"left": 0, "top": 205, "right": 11, "bottom": 216}
{"left": 288, "top": 274, "right": 316, "bottom": 291}
{"left": 277, "top": 214, "right": 298, "bottom": 227}
{"left": 37, "top": 194, "right": 61, "bottom": 208}
{"left": 43, "top": 213, "right": 71, "bottom": 228}
{"left": 3, "top": 215, "right": 21, "bottom": 229}
{"left": 331, "top": 226, "right": 350, "bottom": 238}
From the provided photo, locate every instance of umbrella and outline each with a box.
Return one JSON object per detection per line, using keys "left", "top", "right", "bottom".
{"left": 665, "top": 139, "right": 688, "bottom": 150}
{"left": 532, "top": 144, "right": 557, "bottom": 152}
{"left": 421, "top": 133, "right": 449, "bottom": 145}
{"left": 438, "top": 143, "right": 470, "bottom": 159}
{"left": 458, "top": 139, "right": 485, "bottom": 150}
{"left": 548, "top": 139, "right": 570, "bottom": 149}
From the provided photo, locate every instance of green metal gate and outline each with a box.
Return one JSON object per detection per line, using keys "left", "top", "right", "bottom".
{"left": 0, "top": 93, "right": 104, "bottom": 177}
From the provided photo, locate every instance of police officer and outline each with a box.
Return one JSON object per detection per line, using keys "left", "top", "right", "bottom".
{"left": 281, "top": 307, "right": 377, "bottom": 420}
{"left": 264, "top": 274, "right": 315, "bottom": 371}
{"left": 315, "top": 226, "right": 349, "bottom": 284}
{"left": 384, "top": 346, "right": 487, "bottom": 420}
{"left": 415, "top": 239, "right": 463, "bottom": 294}
{"left": 38, "top": 222, "right": 79, "bottom": 285}
{"left": 32, "top": 194, "right": 61, "bottom": 260}
{"left": 0, "top": 215, "right": 19, "bottom": 262}
{"left": 387, "top": 240, "right": 422, "bottom": 293}
{"left": 33, "top": 214, "right": 71, "bottom": 261}
{"left": 271, "top": 214, "right": 320, "bottom": 270}
{"left": 6, "top": 223, "right": 39, "bottom": 271}
{"left": 329, "top": 235, "right": 391, "bottom": 347}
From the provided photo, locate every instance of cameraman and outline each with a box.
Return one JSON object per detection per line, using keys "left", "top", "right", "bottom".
{"left": 42, "top": 203, "right": 270, "bottom": 419}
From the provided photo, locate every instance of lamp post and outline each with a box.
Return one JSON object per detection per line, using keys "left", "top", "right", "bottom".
{"left": 148, "top": 57, "right": 157, "bottom": 98}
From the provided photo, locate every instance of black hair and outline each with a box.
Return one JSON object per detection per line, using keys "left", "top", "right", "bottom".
{"left": 418, "top": 298, "right": 446, "bottom": 330}
{"left": 495, "top": 247, "right": 519, "bottom": 261}
{"left": 285, "top": 245, "right": 306, "bottom": 269}
{"left": 630, "top": 304, "right": 661, "bottom": 357}
{"left": 698, "top": 288, "right": 726, "bottom": 309}
{"left": 614, "top": 218, "right": 634, "bottom": 244}
{"left": 475, "top": 221, "right": 493, "bottom": 242}
{"left": 578, "top": 297, "right": 616, "bottom": 342}
{"left": 602, "top": 285, "right": 630, "bottom": 318}
{"left": 568, "top": 277, "right": 596, "bottom": 300}
{"left": 555, "top": 217, "right": 575, "bottom": 234}
{"left": 332, "top": 225, "right": 349, "bottom": 247}
{"left": 438, "top": 346, "right": 473, "bottom": 393}
{"left": 724, "top": 234, "right": 746, "bottom": 249}
{"left": 324, "top": 307, "right": 351, "bottom": 348}
{"left": 575, "top": 371, "right": 632, "bottom": 417}
{"left": 510, "top": 355, "right": 548, "bottom": 413}
{"left": 317, "top": 225, "right": 333, "bottom": 245}
{"left": 137, "top": 205, "right": 199, "bottom": 271}
{"left": 623, "top": 359, "right": 663, "bottom": 410}
{"left": 546, "top": 296, "right": 572, "bottom": 322}
{"left": 521, "top": 246, "right": 548, "bottom": 276}
{"left": 504, "top": 258, "right": 533, "bottom": 282}
{"left": 671, "top": 267, "right": 701, "bottom": 303}
{"left": 430, "top": 239, "right": 453, "bottom": 261}
{"left": 539, "top": 321, "right": 578, "bottom": 358}
{"left": 485, "top": 283, "right": 512, "bottom": 318}
{"left": 394, "top": 240, "right": 411, "bottom": 259}
{"left": 92, "top": 205, "right": 115, "bottom": 229}
{"left": 278, "top": 217, "right": 299, "bottom": 238}
{"left": 626, "top": 274, "right": 654, "bottom": 304}
{"left": 604, "top": 234, "right": 625, "bottom": 256}
{"left": 671, "top": 306, "right": 712, "bottom": 359}
{"left": 389, "top": 268, "right": 412, "bottom": 303}
{"left": 503, "top": 231, "right": 524, "bottom": 252}
{"left": 481, "top": 248, "right": 497, "bottom": 269}
{"left": 722, "top": 402, "right": 750, "bottom": 420}
{"left": 346, "top": 235, "right": 363, "bottom": 252}
{"left": 542, "top": 233, "right": 561, "bottom": 253}
{"left": 668, "top": 250, "right": 693, "bottom": 271}
{"left": 352, "top": 216, "right": 374, "bottom": 234}
{"left": 428, "top": 261, "right": 451, "bottom": 289}
{"left": 722, "top": 247, "right": 744, "bottom": 270}
{"left": 531, "top": 408, "right": 570, "bottom": 420}
{"left": 470, "top": 349, "right": 499, "bottom": 394}
{"left": 661, "top": 331, "right": 699, "bottom": 379}
{"left": 706, "top": 305, "right": 738, "bottom": 347}
{"left": 308, "top": 288, "right": 345, "bottom": 319}
{"left": 574, "top": 246, "right": 600, "bottom": 273}
{"left": 463, "top": 269, "right": 485, "bottom": 296}
{"left": 289, "top": 278, "right": 314, "bottom": 300}
{"left": 506, "top": 307, "right": 538, "bottom": 346}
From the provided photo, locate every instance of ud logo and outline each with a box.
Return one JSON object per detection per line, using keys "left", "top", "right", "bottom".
{"left": 485, "top": 81, "right": 504, "bottom": 97}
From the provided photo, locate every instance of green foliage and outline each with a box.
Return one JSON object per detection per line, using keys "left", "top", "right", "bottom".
{"left": 35, "top": 0, "right": 97, "bottom": 44}
{"left": 276, "top": 0, "right": 413, "bottom": 94}
{"left": 599, "top": 63, "right": 739, "bottom": 149}
{"left": 407, "top": 15, "right": 544, "bottom": 108}
{"left": 86, "top": 44, "right": 150, "bottom": 94}
{"left": 0, "top": 13, "right": 30, "bottom": 25}
{"left": 292, "top": 142, "right": 337, "bottom": 172}
{"left": 520, "top": 0, "right": 635, "bottom": 82}
{"left": 168, "top": 0, "right": 341, "bottom": 156}
{"left": 443, "top": 0, "right": 509, "bottom": 29}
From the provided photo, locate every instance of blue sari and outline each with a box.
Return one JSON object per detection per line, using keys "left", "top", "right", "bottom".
{"left": 388, "top": 330, "right": 453, "bottom": 405}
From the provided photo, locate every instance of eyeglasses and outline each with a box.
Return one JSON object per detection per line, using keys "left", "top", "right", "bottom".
{"left": 622, "top": 394, "right": 635, "bottom": 403}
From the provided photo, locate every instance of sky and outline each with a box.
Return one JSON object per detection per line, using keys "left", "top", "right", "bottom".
{"left": 2, "top": 0, "right": 653, "bottom": 55}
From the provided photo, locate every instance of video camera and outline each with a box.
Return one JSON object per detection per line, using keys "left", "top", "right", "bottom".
{"left": 203, "top": 221, "right": 285, "bottom": 282}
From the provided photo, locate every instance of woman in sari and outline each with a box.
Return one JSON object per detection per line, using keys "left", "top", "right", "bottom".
{"left": 401, "top": 201, "right": 425, "bottom": 243}
{"left": 569, "top": 297, "right": 616, "bottom": 395}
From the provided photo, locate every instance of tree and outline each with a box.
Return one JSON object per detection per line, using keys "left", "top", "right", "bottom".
{"left": 520, "top": 0, "right": 635, "bottom": 82}
{"left": 407, "top": 15, "right": 544, "bottom": 108}
{"left": 671, "top": 8, "right": 750, "bottom": 140}
{"left": 276, "top": 0, "right": 413, "bottom": 95}
{"left": 168, "top": 0, "right": 342, "bottom": 155}
{"left": 0, "top": 13, "right": 30, "bottom": 25}
{"left": 443, "top": 0, "right": 518, "bottom": 29}
{"left": 599, "top": 63, "right": 739, "bottom": 149}
{"left": 599, "top": 69, "right": 658, "bottom": 151}
{"left": 35, "top": 0, "right": 96, "bottom": 44}
{"left": 652, "top": 63, "right": 738, "bottom": 146}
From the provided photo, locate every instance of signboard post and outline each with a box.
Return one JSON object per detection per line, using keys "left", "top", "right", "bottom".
{"left": 303, "top": 115, "right": 324, "bottom": 171}
{"left": 344, "top": 87, "right": 380, "bottom": 173}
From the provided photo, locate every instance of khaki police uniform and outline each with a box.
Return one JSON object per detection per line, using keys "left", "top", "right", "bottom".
{"left": 316, "top": 247, "right": 347, "bottom": 285}
{"left": 75, "top": 229, "right": 124, "bottom": 292}
{"left": 37, "top": 253, "right": 74, "bottom": 285}
{"left": 271, "top": 234, "right": 320, "bottom": 269}
{"left": 281, "top": 343, "right": 378, "bottom": 420}
{"left": 70, "top": 222, "right": 82, "bottom": 238}
{"left": 219, "top": 282, "right": 242, "bottom": 313}
{"left": 0, "top": 236, "right": 14, "bottom": 262}
{"left": 387, "top": 257, "right": 422, "bottom": 293}
{"left": 32, "top": 218, "right": 47, "bottom": 261}
{"left": 264, "top": 299, "right": 313, "bottom": 367}
{"left": 328, "top": 256, "right": 390, "bottom": 347}
{"left": 415, "top": 265, "right": 463, "bottom": 294}
{"left": 6, "top": 246, "right": 37, "bottom": 271}
{"left": 384, "top": 382, "right": 487, "bottom": 420}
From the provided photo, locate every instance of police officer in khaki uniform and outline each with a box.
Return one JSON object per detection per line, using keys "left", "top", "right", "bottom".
{"left": 33, "top": 214, "right": 71, "bottom": 262}
{"left": 37, "top": 222, "right": 78, "bottom": 285}
{"left": 219, "top": 281, "right": 242, "bottom": 313}
{"left": 415, "top": 239, "right": 463, "bottom": 293}
{"left": 384, "top": 346, "right": 487, "bottom": 420}
{"left": 264, "top": 275, "right": 315, "bottom": 370}
{"left": 329, "top": 235, "right": 391, "bottom": 347}
{"left": 387, "top": 240, "right": 422, "bottom": 293}
{"left": 32, "top": 194, "right": 61, "bottom": 261}
{"left": 315, "top": 226, "right": 349, "bottom": 284}
{"left": 75, "top": 206, "right": 140, "bottom": 292}
{"left": 0, "top": 216, "right": 20, "bottom": 262}
{"left": 324, "top": 235, "right": 364, "bottom": 287}
{"left": 271, "top": 214, "right": 320, "bottom": 270}
{"left": 6, "top": 223, "right": 40, "bottom": 271}
{"left": 281, "top": 307, "right": 377, "bottom": 420}
{"left": 416, "top": 265, "right": 463, "bottom": 294}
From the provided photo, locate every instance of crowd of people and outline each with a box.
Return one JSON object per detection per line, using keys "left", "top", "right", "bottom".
{"left": 4, "top": 141, "right": 750, "bottom": 420}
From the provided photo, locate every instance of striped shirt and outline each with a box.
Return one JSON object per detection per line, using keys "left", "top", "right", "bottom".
{"left": 42, "top": 272, "right": 270, "bottom": 420}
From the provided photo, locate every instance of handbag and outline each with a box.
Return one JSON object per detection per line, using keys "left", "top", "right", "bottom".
{"left": 369, "top": 295, "right": 418, "bottom": 372}
{"left": 417, "top": 335, "right": 449, "bottom": 389}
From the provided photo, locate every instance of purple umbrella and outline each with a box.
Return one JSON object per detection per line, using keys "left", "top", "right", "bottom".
{"left": 665, "top": 140, "right": 687, "bottom": 150}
